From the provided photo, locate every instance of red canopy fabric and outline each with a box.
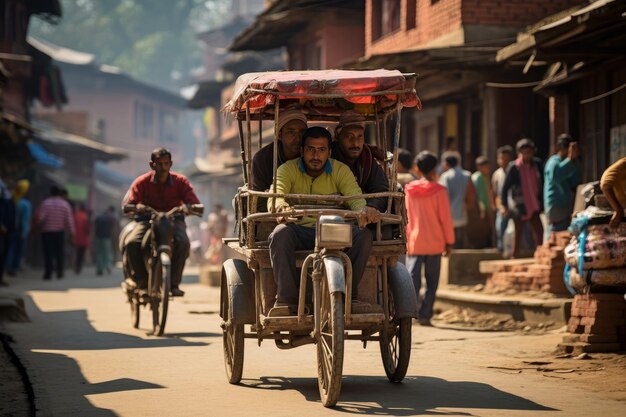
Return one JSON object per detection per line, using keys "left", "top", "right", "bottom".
{"left": 224, "top": 69, "right": 421, "bottom": 113}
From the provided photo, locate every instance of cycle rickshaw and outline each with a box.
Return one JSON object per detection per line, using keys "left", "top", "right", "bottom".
{"left": 219, "top": 69, "right": 421, "bottom": 407}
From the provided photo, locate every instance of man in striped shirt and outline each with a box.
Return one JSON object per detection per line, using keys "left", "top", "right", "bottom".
{"left": 34, "top": 185, "right": 75, "bottom": 280}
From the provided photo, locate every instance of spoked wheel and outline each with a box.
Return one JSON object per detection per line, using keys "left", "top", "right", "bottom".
{"left": 151, "top": 254, "right": 170, "bottom": 336}
{"left": 316, "top": 277, "right": 345, "bottom": 408}
{"left": 379, "top": 291, "right": 412, "bottom": 382}
{"left": 222, "top": 317, "right": 244, "bottom": 384}
{"left": 130, "top": 296, "right": 140, "bottom": 328}
{"left": 221, "top": 262, "right": 245, "bottom": 384}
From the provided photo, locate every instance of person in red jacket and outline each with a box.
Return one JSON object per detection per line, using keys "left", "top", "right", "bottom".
{"left": 405, "top": 151, "right": 455, "bottom": 326}
{"left": 73, "top": 203, "right": 91, "bottom": 274}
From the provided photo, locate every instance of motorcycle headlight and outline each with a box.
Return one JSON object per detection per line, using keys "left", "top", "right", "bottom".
{"left": 317, "top": 222, "right": 352, "bottom": 249}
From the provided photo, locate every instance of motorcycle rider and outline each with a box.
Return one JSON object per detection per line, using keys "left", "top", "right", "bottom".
{"left": 122, "top": 148, "right": 200, "bottom": 296}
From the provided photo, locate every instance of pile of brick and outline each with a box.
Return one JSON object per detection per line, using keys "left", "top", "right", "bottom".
{"left": 485, "top": 231, "right": 572, "bottom": 294}
{"left": 559, "top": 293, "right": 626, "bottom": 354}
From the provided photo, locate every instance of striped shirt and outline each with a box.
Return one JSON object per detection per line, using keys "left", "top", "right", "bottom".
{"left": 35, "top": 196, "right": 75, "bottom": 234}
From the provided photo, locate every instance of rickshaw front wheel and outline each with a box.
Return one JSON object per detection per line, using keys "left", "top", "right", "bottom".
{"left": 316, "top": 278, "right": 345, "bottom": 407}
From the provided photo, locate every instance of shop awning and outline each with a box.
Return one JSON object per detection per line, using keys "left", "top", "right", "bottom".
{"left": 34, "top": 126, "right": 127, "bottom": 161}
{"left": 27, "top": 142, "right": 63, "bottom": 168}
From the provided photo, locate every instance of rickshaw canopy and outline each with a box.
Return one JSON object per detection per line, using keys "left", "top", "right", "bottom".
{"left": 223, "top": 69, "right": 421, "bottom": 115}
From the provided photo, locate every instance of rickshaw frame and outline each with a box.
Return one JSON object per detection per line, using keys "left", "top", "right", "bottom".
{"left": 220, "top": 69, "right": 421, "bottom": 407}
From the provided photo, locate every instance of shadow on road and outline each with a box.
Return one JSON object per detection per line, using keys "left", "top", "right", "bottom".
{"left": 33, "top": 351, "right": 164, "bottom": 416}
{"left": 240, "top": 375, "right": 555, "bottom": 415}
{"left": 19, "top": 296, "right": 209, "bottom": 350}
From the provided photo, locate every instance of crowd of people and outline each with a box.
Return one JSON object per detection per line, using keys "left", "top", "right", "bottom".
{"left": 0, "top": 179, "right": 119, "bottom": 285}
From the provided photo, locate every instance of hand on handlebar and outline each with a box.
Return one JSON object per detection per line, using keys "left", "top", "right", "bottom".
{"left": 357, "top": 206, "right": 381, "bottom": 229}
{"left": 276, "top": 205, "right": 296, "bottom": 224}
{"left": 135, "top": 203, "right": 147, "bottom": 213}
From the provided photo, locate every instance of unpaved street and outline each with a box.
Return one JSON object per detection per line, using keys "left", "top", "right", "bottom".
{"left": 2, "top": 267, "right": 625, "bottom": 417}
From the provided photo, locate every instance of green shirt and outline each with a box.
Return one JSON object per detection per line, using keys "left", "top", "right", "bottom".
{"left": 472, "top": 171, "right": 492, "bottom": 212}
{"left": 268, "top": 158, "right": 366, "bottom": 227}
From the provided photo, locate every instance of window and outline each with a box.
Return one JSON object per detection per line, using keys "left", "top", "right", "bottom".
{"left": 406, "top": 0, "right": 417, "bottom": 30}
{"left": 95, "top": 119, "right": 106, "bottom": 141}
{"left": 134, "top": 101, "right": 154, "bottom": 139}
{"left": 159, "top": 110, "right": 177, "bottom": 143}
{"left": 382, "top": 0, "right": 401, "bottom": 34}
{"left": 372, "top": 0, "right": 401, "bottom": 41}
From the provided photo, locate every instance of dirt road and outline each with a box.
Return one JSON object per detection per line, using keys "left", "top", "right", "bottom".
{"left": 1, "top": 267, "right": 624, "bottom": 416}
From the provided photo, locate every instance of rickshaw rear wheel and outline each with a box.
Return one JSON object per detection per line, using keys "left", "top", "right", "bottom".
{"left": 316, "top": 278, "right": 345, "bottom": 407}
{"left": 221, "top": 260, "right": 246, "bottom": 384}
{"left": 380, "top": 291, "right": 411, "bottom": 382}
{"left": 223, "top": 319, "right": 244, "bottom": 384}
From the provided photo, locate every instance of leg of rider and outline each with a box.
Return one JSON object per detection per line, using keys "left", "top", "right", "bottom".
{"left": 268, "top": 224, "right": 315, "bottom": 306}
{"left": 125, "top": 221, "right": 150, "bottom": 289}
{"left": 346, "top": 226, "right": 373, "bottom": 300}
{"left": 171, "top": 219, "right": 190, "bottom": 289}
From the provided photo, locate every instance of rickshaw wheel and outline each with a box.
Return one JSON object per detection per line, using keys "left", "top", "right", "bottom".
{"left": 379, "top": 291, "right": 411, "bottom": 382}
{"left": 151, "top": 255, "right": 170, "bottom": 337}
{"left": 222, "top": 295, "right": 244, "bottom": 384}
{"left": 316, "top": 278, "right": 344, "bottom": 407}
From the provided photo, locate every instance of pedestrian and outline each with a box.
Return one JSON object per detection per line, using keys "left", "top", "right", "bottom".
{"left": 6, "top": 179, "right": 32, "bottom": 276}
{"left": 73, "top": 203, "right": 91, "bottom": 274}
{"left": 600, "top": 156, "right": 626, "bottom": 229}
{"left": 405, "top": 151, "right": 454, "bottom": 326}
{"left": 543, "top": 133, "right": 581, "bottom": 240}
{"left": 469, "top": 156, "right": 494, "bottom": 248}
{"left": 501, "top": 138, "right": 544, "bottom": 258}
{"left": 0, "top": 178, "right": 16, "bottom": 286}
{"left": 492, "top": 145, "right": 514, "bottom": 256}
{"left": 397, "top": 148, "right": 417, "bottom": 187}
{"left": 93, "top": 206, "right": 116, "bottom": 275}
{"left": 34, "top": 185, "right": 75, "bottom": 280}
{"left": 204, "top": 203, "right": 228, "bottom": 265}
{"left": 439, "top": 152, "right": 475, "bottom": 248}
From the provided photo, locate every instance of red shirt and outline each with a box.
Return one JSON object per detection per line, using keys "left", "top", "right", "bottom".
{"left": 124, "top": 171, "right": 200, "bottom": 212}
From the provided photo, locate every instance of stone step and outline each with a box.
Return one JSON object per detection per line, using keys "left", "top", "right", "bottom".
{"left": 435, "top": 286, "right": 572, "bottom": 326}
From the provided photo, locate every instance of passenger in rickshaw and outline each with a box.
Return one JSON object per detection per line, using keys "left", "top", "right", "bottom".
{"left": 251, "top": 107, "right": 308, "bottom": 212}
{"left": 330, "top": 110, "right": 388, "bottom": 214}
{"left": 267, "top": 126, "right": 378, "bottom": 316}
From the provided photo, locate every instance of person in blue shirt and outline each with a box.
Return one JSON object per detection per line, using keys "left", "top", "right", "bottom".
{"left": 6, "top": 179, "right": 32, "bottom": 276}
{"left": 543, "top": 134, "right": 581, "bottom": 239}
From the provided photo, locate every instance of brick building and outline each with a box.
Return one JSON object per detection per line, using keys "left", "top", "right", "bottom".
{"left": 497, "top": 0, "right": 626, "bottom": 182}
{"left": 355, "top": 0, "right": 585, "bottom": 167}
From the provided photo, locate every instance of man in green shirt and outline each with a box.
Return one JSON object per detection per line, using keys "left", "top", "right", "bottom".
{"left": 268, "top": 126, "right": 380, "bottom": 315}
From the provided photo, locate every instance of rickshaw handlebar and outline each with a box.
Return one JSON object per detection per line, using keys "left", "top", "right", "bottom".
{"left": 245, "top": 209, "right": 402, "bottom": 224}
